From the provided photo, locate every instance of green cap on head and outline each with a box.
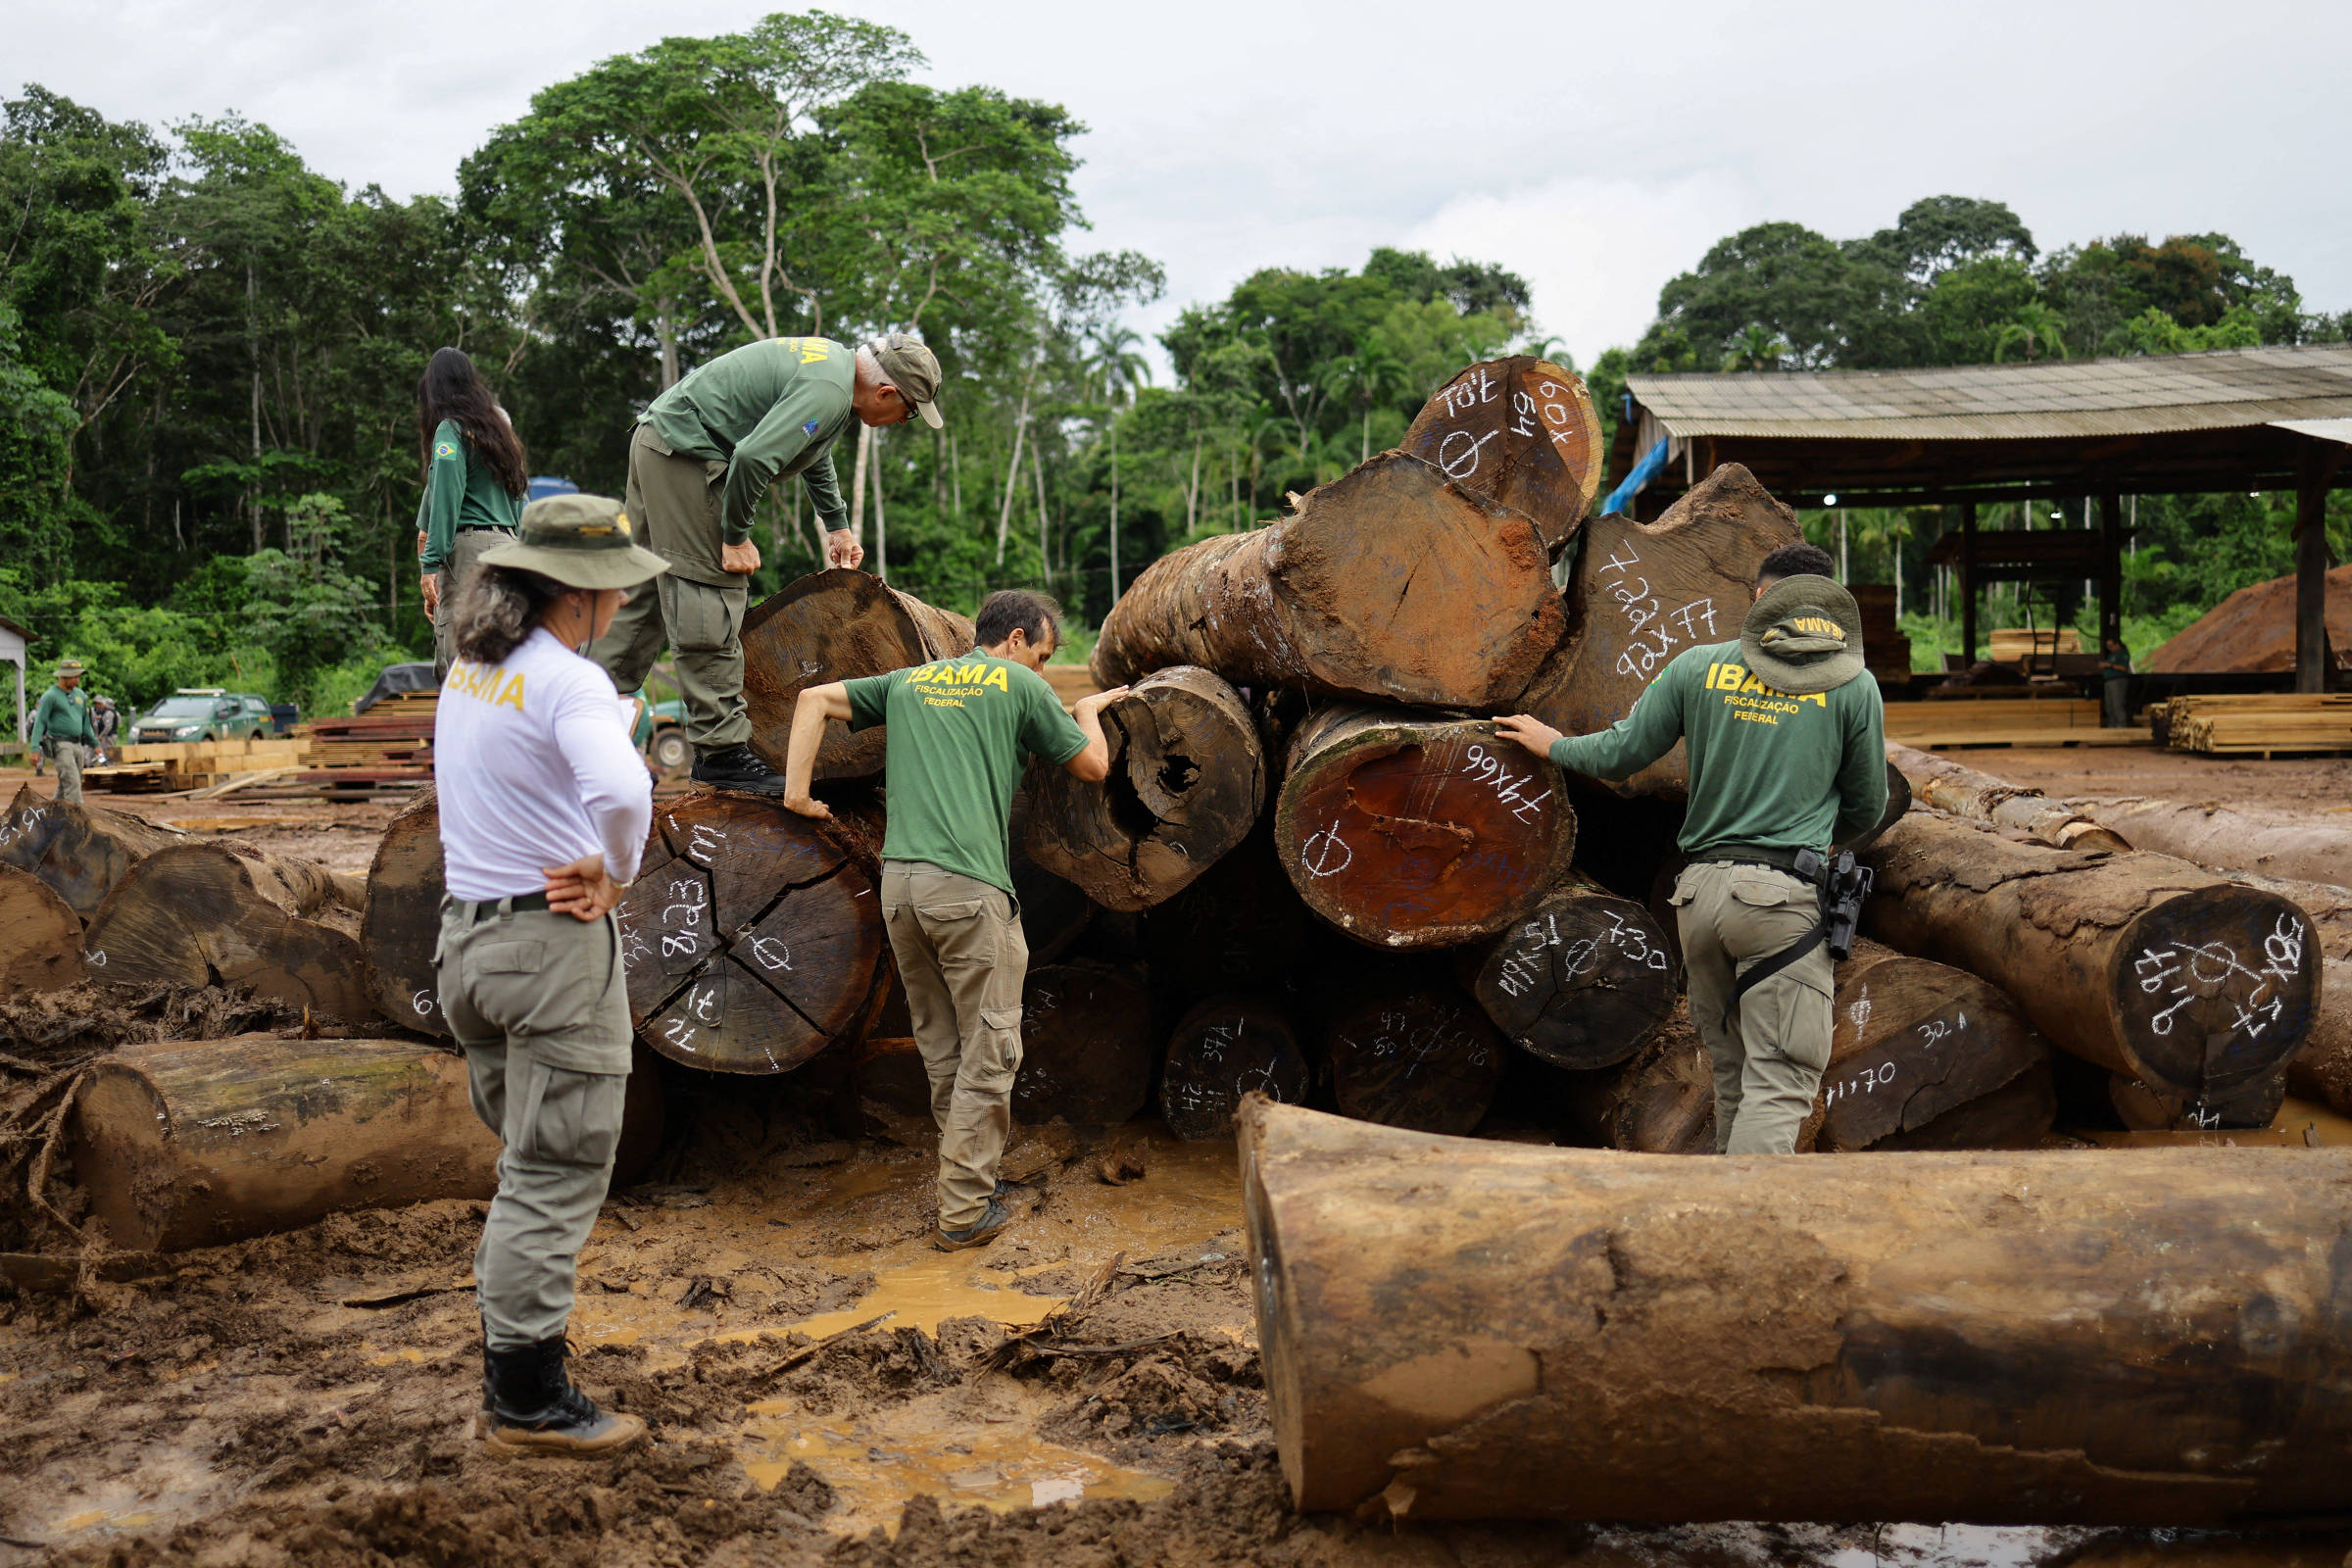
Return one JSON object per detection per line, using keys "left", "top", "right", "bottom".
{"left": 477, "top": 493, "right": 670, "bottom": 592}
{"left": 870, "top": 332, "right": 944, "bottom": 428}
{"left": 1740, "top": 574, "right": 1867, "bottom": 696}
{"left": 55, "top": 659, "right": 84, "bottom": 678}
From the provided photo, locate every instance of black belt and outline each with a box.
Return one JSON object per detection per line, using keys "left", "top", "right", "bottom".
{"left": 452, "top": 891, "right": 550, "bottom": 920}
{"left": 455, "top": 524, "right": 516, "bottom": 535}
{"left": 1689, "top": 845, "right": 1824, "bottom": 885}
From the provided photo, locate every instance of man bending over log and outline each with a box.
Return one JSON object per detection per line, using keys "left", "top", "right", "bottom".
{"left": 783, "top": 591, "right": 1128, "bottom": 1249}
{"left": 1497, "top": 543, "right": 1886, "bottom": 1153}
{"left": 592, "top": 332, "right": 945, "bottom": 795}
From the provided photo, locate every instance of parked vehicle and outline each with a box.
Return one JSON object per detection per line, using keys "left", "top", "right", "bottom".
{"left": 129, "top": 689, "right": 274, "bottom": 744}
{"left": 628, "top": 694, "right": 689, "bottom": 772}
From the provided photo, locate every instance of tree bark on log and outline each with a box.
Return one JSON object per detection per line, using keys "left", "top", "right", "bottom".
{"left": 1460, "top": 880, "right": 1677, "bottom": 1070}
{"left": 1274, "top": 706, "right": 1575, "bottom": 950}
{"left": 1160, "top": 996, "right": 1310, "bottom": 1142}
{"left": 1240, "top": 1097, "right": 2352, "bottom": 1525}
{"left": 1013, "top": 962, "right": 1155, "bottom": 1126}
{"left": 1810, "top": 938, "right": 2055, "bottom": 1151}
{"left": 0, "top": 864, "right": 86, "bottom": 996}
{"left": 2072, "top": 796, "right": 2352, "bottom": 888}
{"left": 1566, "top": 1003, "right": 1716, "bottom": 1153}
{"left": 741, "top": 567, "right": 973, "bottom": 781}
{"left": 82, "top": 844, "right": 373, "bottom": 1019}
{"left": 1022, "top": 665, "right": 1265, "bottom": 912}
{"left": 361, "top": 787, "right": 449, "bottom": 1037}
{"left": 1862, "top": 810, "right": 2321, "bottom": 1100}
{"left": 618, "top": 789, "right": 889, "bottom": 1074}
{"left": 1090, "top": 453, "right": 1568, "bottom": 710}
{"left": 1886, "top": 744, "right": 2129, "bottom": 853}
{"left": 1400, "top": 359, "right": 1604, "bottom": 556}
{"left": 1321, "top": 984, "right": 1504, "bottom": 1136}
{"left": 70, "top": 1035, "right": 501, "bottom": 1251}
{"left": 1520, "top": 463, "right": 1802, "bottom": 799}
{"left": 0, "top": 783, "right": 189, "bottom": 917}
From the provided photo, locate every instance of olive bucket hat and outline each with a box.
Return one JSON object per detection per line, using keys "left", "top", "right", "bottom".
{"left": 1740, "top": 573, "right": 1867, "bottom": 696}
{"left": 54, "top": 659, "right": 84, "bottom": 678}
{"left": 478, "top": 494, "right": 669, "bottom": 592}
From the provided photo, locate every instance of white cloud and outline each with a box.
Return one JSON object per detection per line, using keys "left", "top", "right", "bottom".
{"left": 1405, "top": 172, "right": 1764, "bottom": 370}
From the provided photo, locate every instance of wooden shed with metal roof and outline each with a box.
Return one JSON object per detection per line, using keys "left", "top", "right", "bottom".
{"left": 1603, "top": 344, "right": 2352, "bottom": 690}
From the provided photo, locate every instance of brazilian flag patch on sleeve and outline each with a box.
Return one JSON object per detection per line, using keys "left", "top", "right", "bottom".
{"left": 434, "top": 441, "right": 458, "bottom": 459}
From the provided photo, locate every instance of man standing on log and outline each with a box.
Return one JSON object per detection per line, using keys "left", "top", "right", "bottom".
{"left": 31, "top": 660, "right": 93, "bottom": 804}
{"left": 780, "top": 591, "right": 1127, "bottom": 1249}
{"left": 1496, "top": 543, "right": 1886, "bottom": 1153}
{"left": 593, "top": 332, "right": 945, "bottom": 795}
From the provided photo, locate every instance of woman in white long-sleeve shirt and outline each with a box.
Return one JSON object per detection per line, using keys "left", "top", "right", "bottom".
{"left": 434, "top": 492, "right": 666, "bottom": 1457}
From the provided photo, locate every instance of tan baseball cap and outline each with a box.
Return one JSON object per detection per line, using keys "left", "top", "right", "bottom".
{"left": 871, "top": 333, "right": 944, "bottom": 428}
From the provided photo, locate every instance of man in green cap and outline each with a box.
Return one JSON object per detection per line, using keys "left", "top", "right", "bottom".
{"left": 31, "top": 660, "right": 94, "bottom": 804}
{"left": 593, "top": 331, "right": 945, "bottom": 794}
{"left": 1495, "top": 542, "right": 1886, "bottom": 1154}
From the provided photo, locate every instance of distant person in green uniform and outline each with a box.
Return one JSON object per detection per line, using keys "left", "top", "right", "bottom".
{"left": 416, "top": 347, "right": 529, "bottom": 682}
{"left": 31, "top": 660, "right": 93, "bottom": 804}
{"left": 593, "top": 332, "right": 945, "bottom": 795}
{"left": 2101, "top": 635, "right": 2133, "bottom": 729}
{"left": 780, "top": 591, "right": 1128, "bottom": 1250}
{"left": 1495, "top": 543, "right": 1887, "bottom": 1155}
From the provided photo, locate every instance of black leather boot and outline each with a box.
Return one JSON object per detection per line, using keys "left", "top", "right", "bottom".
{"left": 477, "top": 1336, "right": 646, "bottom": 1457}
{"left": 690, "top": 742, "right": 787, "bottom": 795}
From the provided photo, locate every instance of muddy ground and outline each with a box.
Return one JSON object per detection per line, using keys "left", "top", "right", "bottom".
{"left": 4, "top": 757, "right": 2352, "bottom": 1566}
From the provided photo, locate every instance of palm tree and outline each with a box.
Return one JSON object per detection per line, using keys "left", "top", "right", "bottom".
{"left": 1091, "top": 326, "right": 1152, "bottom": 598}
{"left": 1994, "top": 304, "right": 2071, "bottom": 364}
{"left": 1321, "top": 333, "right": 1412, "bottom": 466}
{"left": 1519, "top": 335, "right": 1576, "bottom": 371}
{"left": 1722, "top": 323, "right": 1789, "bottom": 372}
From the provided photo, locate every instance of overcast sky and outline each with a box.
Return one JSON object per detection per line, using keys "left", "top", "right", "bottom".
{"left": 10, "top": 0, "right": 2348, "bottom": 370}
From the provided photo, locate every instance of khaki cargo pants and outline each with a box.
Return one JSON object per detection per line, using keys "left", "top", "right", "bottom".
{"left": 882, "top": 860, "right": 1028, "bottom": 1231}
{"left": 1670, "top": 860, "right": 1834, "bottom": 1155}
{"left": 431, "top": 526, "right": 515, "bottom": 683}
{"left": 589, "top": 423, "right": 750, "bottom": 751}
{"left": 48, "top": 741, "right": 85, "bottom": 804}
{"left": 436, "top": 899, "right": 632, "bottom": 1350}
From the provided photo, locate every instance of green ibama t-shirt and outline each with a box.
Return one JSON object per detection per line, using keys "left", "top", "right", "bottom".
{"left": 844, "top": 649, "right": 1088, "bottom": 894}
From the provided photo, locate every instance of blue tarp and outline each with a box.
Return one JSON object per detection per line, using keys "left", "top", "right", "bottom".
{"left": 1598, "top": 438, "right": 1669, "bottom": 517}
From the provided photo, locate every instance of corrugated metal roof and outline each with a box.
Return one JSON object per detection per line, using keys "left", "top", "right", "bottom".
{"left": 2273, "top": 416, "right": 2352, "bottom": 447}
{"left": 1626, "top": 344, "right": 2352, "bottom": 441}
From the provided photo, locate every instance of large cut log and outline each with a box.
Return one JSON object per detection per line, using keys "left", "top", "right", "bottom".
{"left": 2072, "top": 795, "right": 2352, "bottom": 888}
{"left": 1862, "top": 810, "right": 2320, "bottom": 1100}
{"left": 1400, "top": 358, "right": 1604, "bottom": 555}
{"left": 70, "top": 1035, "right": 500, "bottom": 1251}
{"left": 740, "top": 567, "right": 973, "bottom": 781}
{"left": 1006, "top": 790, "right": 1093, "bottom": 965}
{"left": 1565, "top": 1003, "right": 1715, "bottom": 1152}
{"left": 2110, "top": 1068, "right": 2285, "bottom": 1132}
{"left": 361, "top": 787, "right": 450, "bottom": 1036}
{"left": 1274, "top": 706, "right": 1574, "bottom": 950}
{"left": 1012, "top": 962, "right": 1155, "bottom": 1125}
{"left": 1090, "top": 452, "right": 1567, "bottom": 710}
{"left": 81, "top": 844, "right": 373, "bottom": 1018}
{"left": 1159, "top": 995, "right": 1311, "bottom": 1142}
{"left": 1240, "top": 1097, "right": 2352, "bottom": 1526}
{"left": 1521, "top": 463, "right": 1802, "bottom": 799}
{"left": 617, "top": 789, "right": 889, "bottom": 1074}
{"left": 1460, "top": 880, "right": 1677, "bottom": 1070}
{"left": 2212, "top": 869, "right": 2352, "bottom": 1118}
{"left": 1022, "top": 665, "right": 1265, "bottom": 911}
{"left": 0, "top": 783, "right": 189, "bottom": 917}
{"left": 1886, "top": 743, "right": 2129, "bottom": 853}
{"left": 1321, "top": 983, "right": 1504, "bottom": 1136}
{"left": 1812, "top": 938, "right": 2054, "bottom": 1151}
{"left": 0, "top": 863, "right": 86, "bottom": 995}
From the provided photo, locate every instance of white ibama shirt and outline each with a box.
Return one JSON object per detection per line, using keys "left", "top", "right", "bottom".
{"left": 434, "top": 626, "right": 652, "bottom": 903}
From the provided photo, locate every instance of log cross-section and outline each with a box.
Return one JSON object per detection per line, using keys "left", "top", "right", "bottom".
{"left": 1462, "top": 883, "right": 1678, "bottom": 1069}
{"left": 740, "top": 567, "right": 973, "bottom": 781}
{"left": 1160, "top": 996, "right": 1311, "bottom": 1142}
{"left": 1401, "top": 357, "right": 1604, "bottom": 555}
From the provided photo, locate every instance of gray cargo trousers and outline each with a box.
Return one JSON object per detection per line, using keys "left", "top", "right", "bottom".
{"left": 436, "top": 898, "right": 632, "bottom": 1349}
{"left": 431, "top": 526, "right": 516, "bottom": 684}
{"left": 1670, "top": 859, "right": 1835, "bottom": 1155}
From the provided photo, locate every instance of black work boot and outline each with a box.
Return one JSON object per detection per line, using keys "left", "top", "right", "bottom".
{"left": 691, "top": 742, "right": 787, "bottom": 795}
{"left": 477, "top": 1336, "right": 647, "bottom": 1457}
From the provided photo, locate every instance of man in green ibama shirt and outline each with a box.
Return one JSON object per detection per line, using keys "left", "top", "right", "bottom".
{"left": 1496, "top": 542, "right": 1887, "bottom": 1155}
{"left": 31, "top": 659, "right": 94, "bottom": 804}
{"left": 592, "top": 332, "right": 945, "bottom": 794}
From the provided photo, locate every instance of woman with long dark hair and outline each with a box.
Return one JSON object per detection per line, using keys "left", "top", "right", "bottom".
{"left": 417, "top": 346, "right": 529, "bottom": 680}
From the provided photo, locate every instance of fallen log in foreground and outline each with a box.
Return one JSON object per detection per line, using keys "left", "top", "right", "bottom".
{"left": 1400, "top": 357, "right": 1604, "bottom": 555}
{"left": 1460, "top": 881, "right": 1677, "bottom": 1070}
{"left": 1274, "top": 707, "right": 1574, "bottom": 950}
{"left": 82, "top": 843, "right": 373, "bottom": 1019}
{"left": 0, "top": 784, "right": 189, "bottom": 916}
{"left": 617, "top": 789, "right": 890, "bottom": 1073}
{"left": 1863, "top": 809, "right": 2319, "bottom": 1100}
{"left": 72, "top": 1035, "right": 500, "bottom": 1251}
{"left": 1023, "top": 665, "right": 1265, "bottom": 911}
{"left": 1240, "top": 1097, "right": 2352, "bottom": 1525}
{"left": 741, "top": 567, "right": 973, "bottom": 781}
{"left": 2073, "top": 795, "right": 2352, "bottom": 889}
{"left": 1090, "top": 453, "right": 1566, "bottom": 710}
{"left": 1885, "top": 743, "right": 2130, "bottom": 853}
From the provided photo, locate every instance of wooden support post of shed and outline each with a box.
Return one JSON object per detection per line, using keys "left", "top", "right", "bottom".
{"left": 2296, "top": 439, "right": 2334, "bottom": 695}
{"left": 2098, "top": 489, "right": 2123, "bottom": 656}
{"left": 1959, "top": 502, "right": 1979, "bottom": 665}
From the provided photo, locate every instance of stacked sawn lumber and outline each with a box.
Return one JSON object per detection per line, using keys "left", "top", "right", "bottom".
{"left": 85, "top": 735, "right": 310, "bottom": 793}
{"left": 2161, "top": 692, "right": 2352, "bottom": 756}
